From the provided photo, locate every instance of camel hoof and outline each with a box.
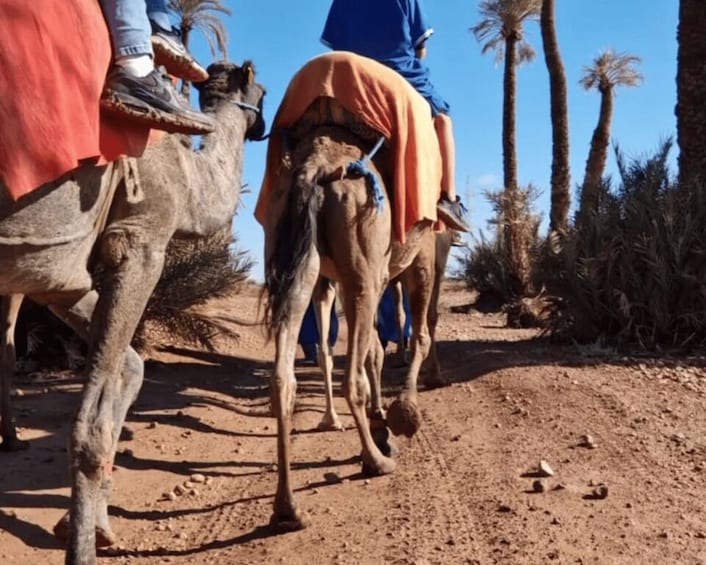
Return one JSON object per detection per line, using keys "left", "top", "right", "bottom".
{"left": 387, "top": 399, "right": 422, "bottom": 438}
{"left": 371, "top": 426, "right": 399, "bottom": 458}
{"left": 53, "top": 514, "right": 117, "bottom": 547}
{"left": 317, "top": 414, "right": 344, "bottom": 431}
{"left": 269, "top": 508, "right": 311, "bottom": 533}
{"left": 361, "top": 454, "right": 396, "bottom": 477}
{"left": 0, "top": 436, "right": 30, "bottom": 451}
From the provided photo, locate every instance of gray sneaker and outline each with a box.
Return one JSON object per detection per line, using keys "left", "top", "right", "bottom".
{"left": 150, "top": 19, "right": 209, "bottom": 83}
{"left": 437, "top": 194, "right": 470, "bottom": 232}
{"left": 101, "top": 66, "right": 215, "bottom": 135}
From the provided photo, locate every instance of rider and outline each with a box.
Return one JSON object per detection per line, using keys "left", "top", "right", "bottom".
{"left": 321, "top": 0, "right": 470, "bottom": 233}
{"left": 99, "top": 0, "right": 215, "bottom": 134}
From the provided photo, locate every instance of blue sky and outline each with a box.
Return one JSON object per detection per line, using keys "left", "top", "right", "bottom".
{"left": 185, "top": 0, "right": 679, "bottom": 281}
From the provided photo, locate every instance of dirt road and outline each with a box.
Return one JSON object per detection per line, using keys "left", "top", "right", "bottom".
{"left": 2, "top": 281, "right": 705, "bottom": 564}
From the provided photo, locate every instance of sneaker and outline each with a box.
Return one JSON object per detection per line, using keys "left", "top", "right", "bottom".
{"left": 437, "top": 194, "right": 470, "bottom": 232}
{"left": 101, "top": 66, "right": 216, "bottom": 135}
{"left": 450, "top": 231, "right": 465, "bottom": 247}
{"left": 150, "top": 20, "right": 209, "bottom": 83}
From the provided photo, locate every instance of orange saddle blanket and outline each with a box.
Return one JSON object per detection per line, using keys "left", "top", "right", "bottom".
{"left": 255, "top": 51, "right": 442, "bottom": 242}
{"left": 0, "top": 0, "right": 154, "bottom": 200}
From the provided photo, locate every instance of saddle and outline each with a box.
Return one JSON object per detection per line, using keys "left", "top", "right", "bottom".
{"left": 0, "top": 0, "right": 155, "bottom": 200}
{"left": 255, "top": 51, "right": 442, "bottom": 243}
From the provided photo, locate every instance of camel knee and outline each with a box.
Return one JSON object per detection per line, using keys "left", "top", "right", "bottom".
{"left": 71, "top": 420, "right": 113, "bottom": 476}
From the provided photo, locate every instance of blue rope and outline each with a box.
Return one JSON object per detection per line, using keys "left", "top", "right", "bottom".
{"left": 346, "top": 136, "right": 386, "bottom": 212}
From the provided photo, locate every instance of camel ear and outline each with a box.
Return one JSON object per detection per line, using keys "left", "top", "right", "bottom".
{"left": 242, "top": 62, "right": 255, "bottom": 85}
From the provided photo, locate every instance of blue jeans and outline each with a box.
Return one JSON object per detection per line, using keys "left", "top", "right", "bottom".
{"left": 101, "top": 0, "right": 171, "bottom": 58}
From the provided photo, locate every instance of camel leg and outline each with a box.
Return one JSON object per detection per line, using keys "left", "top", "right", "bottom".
{"left": 341, "top": 271, "right": 396, "bottom": 477}
{"left": 389, "top": 280, "right": 410, "bottom": 368}
{"left": 387, "top": 244, "right": 434, "bottom": 439}
{"left": 270, "top": 254, "right": 318, "bottom": 532}
{"left": 0, "top": 294, "right": 29, "bottom": 451}
{"left": 49, "top": 288, "right": 145, "bottom": 548}
{"left": 313, "top": 278, "right": 342, "bottom": 431}
{"left": 59, "top": 238, "right": 164, "bottom": 565}
{"left": 365, "top": 329, "right": 398, "bottom": 458}
{"left": 422, "top": 232, "right": 452, "bottom": 388}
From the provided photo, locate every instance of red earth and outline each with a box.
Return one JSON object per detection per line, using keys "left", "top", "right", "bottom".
{"left": 2, "top": 280, "right": 706, "bottom": 564}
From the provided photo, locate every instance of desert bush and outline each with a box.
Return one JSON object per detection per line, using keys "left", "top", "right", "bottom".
{"left": 549, "top": 140, "right": 706, "bottom": 349}
{"left": 135, "top": 227, "right": 254, "bottom": 351}
{"left": 460, "top": 184, "right": 543, "bottom": 304}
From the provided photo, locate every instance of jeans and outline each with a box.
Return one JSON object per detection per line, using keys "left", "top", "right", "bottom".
{"left": 101, "top": 0, "right": 171, "bottom": 58}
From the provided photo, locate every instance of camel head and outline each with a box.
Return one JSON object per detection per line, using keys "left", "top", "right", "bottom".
{"left": 195, "top": 60, "right": 266, "bottom": 141}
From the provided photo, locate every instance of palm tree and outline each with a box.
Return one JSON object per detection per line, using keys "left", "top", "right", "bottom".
{"left": 540, "top": 0, "right": 570, "bottom": 236}
{"left": 168, "top": 0, "right": 231, "bottom": 99}
{"left": 677, "top": 0, "right": 706, "bottom": 188}
{"left": 471, "top": 0, "right": 541, "bottom": 296}
{"left": 577, "top": 49, "right": 643, "bottom": 229}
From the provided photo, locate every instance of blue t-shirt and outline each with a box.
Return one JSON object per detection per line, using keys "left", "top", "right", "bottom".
{"left": 321, "top": 0, "right": 449, "bottom": 115}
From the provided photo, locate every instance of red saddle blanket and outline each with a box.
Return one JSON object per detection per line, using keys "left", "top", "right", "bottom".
{"left": 0, "top": 0, "right": 155, "bottom": 200}
{"left": 255, "top": 51, "right": 442, "bottom": 243}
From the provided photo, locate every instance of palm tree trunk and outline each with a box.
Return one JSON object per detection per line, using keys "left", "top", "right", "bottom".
{"left": 677, "top": 0, "right": 706, "bottom": 189}
{"left": 579, "top": 86, "right": 613, "bottom": 228}
{"left": 540, "top": 0, "right": 570, "bottom": 235}
{"left": 502, "top": 36, "right": 519, "bottom": 193}
{"left": 179, "top": 26, "right": 192, "bottom": 101}
{"left": 502, "top": 35, "right": 532, "bottom": 296}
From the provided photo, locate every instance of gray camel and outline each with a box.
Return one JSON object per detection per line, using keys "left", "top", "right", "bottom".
{"left": 0, "top": 61, "right": 265, "bottom": 565}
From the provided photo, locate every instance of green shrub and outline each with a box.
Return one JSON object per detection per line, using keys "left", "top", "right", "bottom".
{"left": 551, "top": 140, "right": 706, "bottom": 349}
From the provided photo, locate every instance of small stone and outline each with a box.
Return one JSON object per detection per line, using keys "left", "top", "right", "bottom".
{"left": 174, "top": 484, "right": 186, "bottom": 496}
{"left": 552, "top": 483, "right": 566, "bottom": 491}
{"left": 498, "top": 504, "right": 512, "bottom": 513}
{"left": 166, "top": 492, "right": 177, "bottom": 501}
{"left": 363, "top": 479, "right": 371, "bottom": 486}
{"left": 580, "top": 434, "right": 597, "bottom": 449}
{"left": 147, "top": 421, "right": 158, "bottom": 429}
{"left": 538, "top": 460, "right": 554, "bottom": 477}
{"left": 183, "top": 481, "right": 195, "bottom": 489}
{"left": 190, "top": 473, "right": 206, "bottom": 483}
{"left": 592, "top": 484, "right": 609, "bottom": 499}
{"left": 532, "top": 480, "right": 546, "bottom": 493}
{"left": 189, "top": 488, "right": 199, "bottom": 496}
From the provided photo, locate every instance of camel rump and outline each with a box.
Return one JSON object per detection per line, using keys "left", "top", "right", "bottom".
{"left": 0, "top": 0, "right": 156, "bottom": 200}
{"left": 255, "top": 51, "right": 442, "bottom": 243}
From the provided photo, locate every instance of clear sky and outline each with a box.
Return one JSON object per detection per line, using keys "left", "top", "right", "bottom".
{"left": 185, "top": 0, "right": 679, "bottom": 281}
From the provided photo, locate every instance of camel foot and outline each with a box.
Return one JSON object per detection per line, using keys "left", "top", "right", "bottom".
{"left": 422, "top": 372, "right": 448, "bottom": 390}
{"left": 371, "top": 426, "right": 399, "bottom": 458}
{"left": 317, "top": 413, "right": 344, "bottom": 431}
{"left": 0, "top": 435, "right": 30, "bottom": 451}
{"left": 361, "top": 453, "right": 396, "bottom": 477}
{"left": 387, "top": 398, "right": 422, "bottom": 438}
{"left": 269, "top": 506, "right": 311, "bottom": 533}
{"left": 53, "top": 513, "right": 117, "bottom": 548}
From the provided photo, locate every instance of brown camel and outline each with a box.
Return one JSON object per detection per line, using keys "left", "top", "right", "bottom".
{"left": 314, "top": 230, "right": 453, "bottom": 432}
{"left": 0, "top": 61, "right": 265, "bottom": 565}
{"left": 262, "top": 95, "right": 438, "bottom": 530}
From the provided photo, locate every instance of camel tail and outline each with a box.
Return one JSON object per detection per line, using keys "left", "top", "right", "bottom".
{"left": 264, "top": 170, "right": 324, "bottom": 339}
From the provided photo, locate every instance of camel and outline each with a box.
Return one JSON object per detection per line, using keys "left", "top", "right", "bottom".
{"left": 0, "top": 61, "right": 265, "bottom": 565}
{"left": 262, "top": 93, "right": 441, "bottom": 532}
{"left": 313, "top": 230, "right": 453, "bottom": 433}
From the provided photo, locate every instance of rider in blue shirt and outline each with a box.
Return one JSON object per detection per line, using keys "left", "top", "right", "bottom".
{"left": 321, "top": 0, "right": 469, "bottom": 233}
